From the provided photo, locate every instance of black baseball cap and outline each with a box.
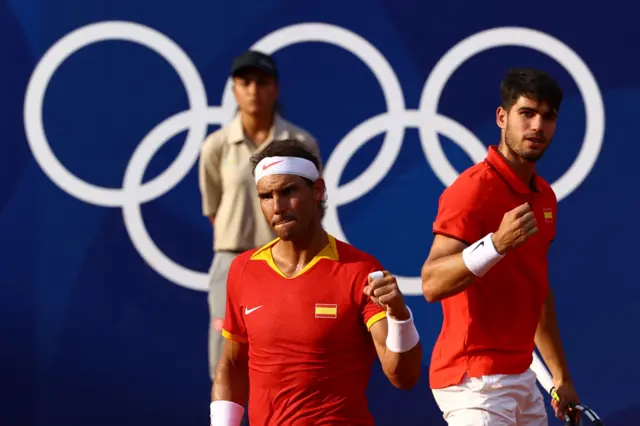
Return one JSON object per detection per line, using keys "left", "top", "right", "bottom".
{"left": 230, "top": 51, "right": 278, "bottom": 79}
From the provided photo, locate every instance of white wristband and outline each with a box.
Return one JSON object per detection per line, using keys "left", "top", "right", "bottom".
{"left": 386, "top": 307, "right": 420, "bottom": 353}
{"left": 210, "top": 401, "right": 244, "bottom": 426}
{"left": 462, "top": 233, "right": 504, "bottom": 277}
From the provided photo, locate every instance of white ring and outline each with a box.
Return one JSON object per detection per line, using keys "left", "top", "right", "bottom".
{"left": 418, "top": 26, "right": 605, "bottom": 201}
{"left": 122, "top": 107, "right": 230, "bottom": 291}
{"left": 23, "top": 21, "right": 209, "bottom": 207}
{"left": 323, "top": 111, "right": 489, "bottom": 294}
{"left": 221, "top": 23, "right": 408, "bottom": 200}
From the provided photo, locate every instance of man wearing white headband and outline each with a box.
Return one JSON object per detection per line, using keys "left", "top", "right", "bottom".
{"left": 209, "top": 139, "right": 422, "bottom": 426}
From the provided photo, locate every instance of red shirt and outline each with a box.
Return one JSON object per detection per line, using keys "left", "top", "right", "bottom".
{"left": 430, "top": 145, "right": 556, "bottom": 389}
{"left": 222, "top": 234, "right": 387, "bottom": 426}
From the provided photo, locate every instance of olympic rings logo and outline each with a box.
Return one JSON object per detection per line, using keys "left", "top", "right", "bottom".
{"left": 23, "top": 21, "right": 605, "bottom": 295}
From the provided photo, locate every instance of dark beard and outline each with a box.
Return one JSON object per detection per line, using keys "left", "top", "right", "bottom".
{"left": 504, "top": 132, "right": 546, "bottom": 163}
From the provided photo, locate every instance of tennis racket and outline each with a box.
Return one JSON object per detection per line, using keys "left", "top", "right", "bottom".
{"left": 530, "top": 352, "right": 605, "bottom": 425}
{"left": 550, "top": 387, "right": 604, "bottom": 425}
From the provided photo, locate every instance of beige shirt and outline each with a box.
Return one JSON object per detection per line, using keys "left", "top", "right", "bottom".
{"left": 198, "top": 114, "right": 322, "bottom": 252}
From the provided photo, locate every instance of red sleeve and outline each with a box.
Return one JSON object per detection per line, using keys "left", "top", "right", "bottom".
{"left": 358, "top": 258, "right": 387, "bottom": 331}
{"left": 432, "top": 177, "right": 486, "bottom": 245}
{"left": 221, "top": 257, "right": 248, "bottom": 343}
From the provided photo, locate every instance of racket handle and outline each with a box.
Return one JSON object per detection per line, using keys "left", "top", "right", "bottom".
{"left": 551, "top": 388, "right": 581, "bottom": 426}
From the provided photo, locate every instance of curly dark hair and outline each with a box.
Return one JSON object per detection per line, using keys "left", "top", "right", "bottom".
{"left": 250, "top": 138, "right": 327, "bottom": 216}
{"left": 500, "top": 68, "right": 563, "bottom": 113}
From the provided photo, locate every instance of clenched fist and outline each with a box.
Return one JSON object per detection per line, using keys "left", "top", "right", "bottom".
{"left": 492, "top": 202, "right": 538, "bottom": 254}
{"left": 363, "top": 271, "right": 410, "bottom": 321}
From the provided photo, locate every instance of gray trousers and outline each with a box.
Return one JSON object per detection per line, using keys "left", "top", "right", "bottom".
{"left": 208, "top": 251, "right": 248, "bottom": 425}
{"left": 207, "top": 251, "right": 239, "bottom": 379}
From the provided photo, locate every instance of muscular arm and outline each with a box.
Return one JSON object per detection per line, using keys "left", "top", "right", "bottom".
{"left": 420, "top": 234, "right": 476, "bottom": 302}
{"left": 212, "top": 339, "right": 249, "bottom": 404}
{"left": 534, "top": 288, "right": 572, "bottom": 385}
{"left": 369, "top": 318, "right": 422, "bottom": 390}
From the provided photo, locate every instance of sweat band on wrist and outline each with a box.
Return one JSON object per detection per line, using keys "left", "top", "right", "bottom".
{"left": 386, "top": 307, "right": 420, "bottom": 353}
{"left": 462, "top": 233, "right": 504, "bottom": 277}
{"left": 210, "top": 401, "right": 244, "bottom": 426}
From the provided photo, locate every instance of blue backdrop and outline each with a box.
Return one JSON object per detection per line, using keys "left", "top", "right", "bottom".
{"left": 2, "top": 0, "right": 638, "bottom": 424}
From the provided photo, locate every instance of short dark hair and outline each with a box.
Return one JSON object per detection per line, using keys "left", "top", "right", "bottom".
{"left": 250, "top": 139, "right": 326, "bottom": 215}
{"left": 500, "top": 68, "right": 563, "bottom": 112}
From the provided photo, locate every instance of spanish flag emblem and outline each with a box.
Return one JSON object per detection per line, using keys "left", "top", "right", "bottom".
{"left": 315, "top": 303, "right": 338, "bottom": 319}
{"left": 543, "top": 208, "right": 553, "bottom": 223}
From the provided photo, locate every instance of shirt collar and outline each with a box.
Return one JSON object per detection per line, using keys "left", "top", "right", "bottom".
{"left": 251, "top": 234, "right": 339, "bottom": 262}
{"left": 485, "top": 145, "right": 540, "bottom": 194}
{"left": 250, "top": 234, "right": 339, "bottom": 279}
{"left": 227, "top": 113, "right": 290, "bottom": 145}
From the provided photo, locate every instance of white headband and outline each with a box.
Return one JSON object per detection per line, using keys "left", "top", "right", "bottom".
{"left": 254, "top": 156, "right": 319, "bottom": 184}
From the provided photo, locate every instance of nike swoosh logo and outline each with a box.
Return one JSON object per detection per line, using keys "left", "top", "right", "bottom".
{"left": 244, "top": 306, "right": 263, "bottom": 315}
{"left": 262, "top": 160, "right": 283, "bottom": 170}
{"left": 470, "top": 241, "right": 484, "bottom": 253}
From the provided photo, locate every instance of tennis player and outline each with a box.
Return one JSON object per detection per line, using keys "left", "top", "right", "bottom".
{"left": 421, "top": 68, "right": 580, "bottom": 425}
{"left": 209, "top": 139, "right": 422, "bottom": 426}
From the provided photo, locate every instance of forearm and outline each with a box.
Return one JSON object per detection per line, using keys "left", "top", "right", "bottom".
{"left": 535, "top": 291, "right": 572, "bottom": 384}
{"left": 212, "top": 361, "right": 249, "bottom": 404}
{"left": 421, "top": 253, "right": 476, "bottom": 302}
{"left": 422, "top": 233, "right": 504, "bottom": 302}
{"left": 380, "top": 343, "right": 422, "bottom": 389}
